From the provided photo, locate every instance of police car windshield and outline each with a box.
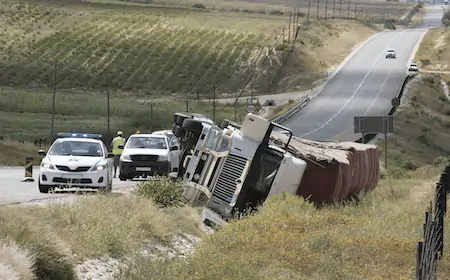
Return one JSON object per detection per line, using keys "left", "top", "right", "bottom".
{"left": 126, "top": 136, "right": 167, "bottom": 149}
{"left": 49, "top": 140, "right": 104, "bottom": 157}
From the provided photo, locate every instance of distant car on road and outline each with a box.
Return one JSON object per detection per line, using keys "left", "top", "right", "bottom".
{"left": 37, "top": 133, "right": 115, "bottom": 193}
{"left": 385, "top": 49, "right": 396, "bottom": 59}
{"left": 118, "top": 132, "right": 181, "bottom": 180}
{"left": 408, "top": 62, "right": 419, "bottom": 72}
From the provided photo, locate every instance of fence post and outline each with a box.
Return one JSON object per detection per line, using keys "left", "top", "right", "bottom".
{"left": 416, "top": 241, "right": 423, "bottom": 280}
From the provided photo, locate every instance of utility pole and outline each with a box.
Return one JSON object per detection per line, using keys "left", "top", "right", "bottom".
{"left": 288, "top": 12, "right": 291, "bottom": 44}
{"left": 107, "top": 90, "right": 110, "bottom": 137}
{"left": 339, "top": 0, "right": 342, "bottom": 17}
{"left": 347, "top": 0, "right": 351, "bottom": 19}
{"left": 307, "top": 0, "right": 311, "bottom": 19}
{"left": 332, "top": 0, "right": 336, "bottom": 19}
{"left": 316, "top": 0, "right": 320, "bottom": 19}
{"left": 354, "top": 3, "right": 357, "bottom": 19}
{"left": 41, "top": 59, "right": 65, "bottom": 142}
{"left": 150, "top": 103, "right": 153, "bottom": 132}
{"left": 213, "top": 85, "right": 217, "bottom": 123}
{"left": 325, "top": 0, "right": 328, "bottom": 19}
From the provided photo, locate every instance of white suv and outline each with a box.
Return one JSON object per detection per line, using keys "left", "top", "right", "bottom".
{"left": 37, "top": 133, "right": 114, "bottom": 193}
{"left": 118, "top": 132, "right": 181, "bottom": 180}
{"left": 385, "top": 49, "right": 396, "bottom": 59}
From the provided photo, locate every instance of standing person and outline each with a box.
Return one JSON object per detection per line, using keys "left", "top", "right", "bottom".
{"left": 111, "top": 131, "right": 125, "bottom": 178}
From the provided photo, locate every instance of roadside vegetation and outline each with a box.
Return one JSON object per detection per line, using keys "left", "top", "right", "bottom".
{"left": 415, "top": 27, "right": 450, "bottom": 72}
{"left": 2, "top": 74, "right": 450, "bottom": 279}
{"left": 0, "top": 179, "right": 204, "bottom": 280}
{"left": 0, "top": 0, "right": 383, "bottom": 164}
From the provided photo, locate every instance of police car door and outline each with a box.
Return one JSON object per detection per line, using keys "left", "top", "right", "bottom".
{"left": 168, "top": 136, "right": 181, "bottom": 171}
{"left": 102, "top": 142, "right": 113, "bottom": 182}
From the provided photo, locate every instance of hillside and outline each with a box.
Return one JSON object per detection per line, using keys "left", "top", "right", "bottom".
{"left": 415, "top": 28, "right": 450, "bottom": 72}
{"left": 0, "top": 0, "right": 384, "bottom": 154}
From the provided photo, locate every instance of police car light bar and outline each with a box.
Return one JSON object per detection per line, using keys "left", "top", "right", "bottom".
{"left": 57, "top": 133, "right": 103, "bottom": 139}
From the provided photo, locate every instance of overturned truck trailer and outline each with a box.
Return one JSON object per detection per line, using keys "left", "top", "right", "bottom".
{"left": 271, "top": 133, "right": 380, "bottom": 204}
{"left": 172, "top": 112, "right": 381, "bottom": 227}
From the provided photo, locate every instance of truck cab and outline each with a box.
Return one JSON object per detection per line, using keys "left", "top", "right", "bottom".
{"left": 176, "top": 113, "right": 307, "bottom": 227}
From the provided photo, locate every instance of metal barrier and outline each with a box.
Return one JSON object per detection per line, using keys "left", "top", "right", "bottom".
{"left": 271, "top": 95, "right": 311, "bottom": 124}
{"left": 415, "top": 163, "right": 450, "bottom": 280}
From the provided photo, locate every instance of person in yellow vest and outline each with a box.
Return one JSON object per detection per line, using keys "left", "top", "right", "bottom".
{"left": 111, "top": 131, "right": 125, "bottom": 178}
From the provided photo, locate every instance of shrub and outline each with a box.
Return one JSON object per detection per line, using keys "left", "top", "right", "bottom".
{"left": 402, "top": 159, "right": 419, "bottom": 171}
{"left": 136, "top": 177, "right": 187, "bottom": 208}
{"left": 443, "top": 10, "right": 450, "bottom": 26}
{"left": 192, "top": 3, "right": 206, "bottom": 9}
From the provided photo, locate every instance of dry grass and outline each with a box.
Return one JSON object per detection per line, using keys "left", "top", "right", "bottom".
{"left": 415, "top": 28, "right": 450, "bottom": 71}
{"left": 119, "top": 165, "right": 450, "bottom": 280}
{"left": 0, "top": 139, "right": 41, "bottom": 166}
{"left": 377, "top": 74, "right": 450, "bottom": 168}
{"left": 0, "top": 193, "right": 203, "bottom": 279}
{"left": 0, "top": 240, "right": 35, "bottom": 280}
{"left": 409, "top": 3, "right": 427, "bottom": 28}
{"left": 271, "top": 19, "right": 377, "bottom": 92}
{"left": 118, "top": 74, "right": 450, "bottom": 279}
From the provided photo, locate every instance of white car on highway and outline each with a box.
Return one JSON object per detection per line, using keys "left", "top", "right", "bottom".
{"left": 408, "top": 62, "right": 419, "bottom": 72}
{"left": 385, "top": 49, "right": 396, "bottom": 59}
{"left": 118, "top": 132, "right": 181, "bottom": 180}
{"left": 37, "top": 133, "right": 115, "bottom": 193}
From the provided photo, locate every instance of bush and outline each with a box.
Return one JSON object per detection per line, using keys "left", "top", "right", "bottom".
{"left": 443, "top": 10, "right": 450, "bottom": 26}
{"left": 136, "top": 177, "right": 187, "bottom": 208}
{"left": 192, "top": 3, "right": 206, "bottom": 9}
{"left": 402, "top": 159, "right": 419, "bottom": 171}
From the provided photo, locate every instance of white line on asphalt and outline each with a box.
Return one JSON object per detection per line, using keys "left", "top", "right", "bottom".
{"left": 300, "top": 32, "right": 402, "bottom": 138}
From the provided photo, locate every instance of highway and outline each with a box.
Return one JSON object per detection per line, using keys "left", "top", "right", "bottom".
{"left": 281, "top": 5, "right": 445, "bottom": 141}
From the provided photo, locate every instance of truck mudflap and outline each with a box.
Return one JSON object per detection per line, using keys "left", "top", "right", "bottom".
{"left": 202, "top": 207, "right": 228, "bottom": 228}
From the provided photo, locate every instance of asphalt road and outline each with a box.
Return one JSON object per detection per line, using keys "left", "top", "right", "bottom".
{"left": 281, "top": 5, "right": 445, "bottom": 141}
{"left": 0, "top": 166, "right": 136, "bottom": 205}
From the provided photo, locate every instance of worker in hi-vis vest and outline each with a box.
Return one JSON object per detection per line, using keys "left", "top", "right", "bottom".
{"left": 111, "top": 131, "right": 125, "bottom": 178}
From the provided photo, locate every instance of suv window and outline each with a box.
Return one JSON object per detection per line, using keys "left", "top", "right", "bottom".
{"left": 126, "top": 136, "right": 167, "bottom": 149}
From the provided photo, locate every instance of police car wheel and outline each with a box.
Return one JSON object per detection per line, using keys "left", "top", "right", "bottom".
{"left": 181, "top": 119, "right": 203, "bottom": 134}
{"left": 38, "top": 180, "right": 50, "bottom": 193}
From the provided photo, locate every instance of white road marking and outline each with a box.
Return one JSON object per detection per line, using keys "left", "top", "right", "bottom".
{"left": 300, "top": 32, "right": 402, "bottom": 138}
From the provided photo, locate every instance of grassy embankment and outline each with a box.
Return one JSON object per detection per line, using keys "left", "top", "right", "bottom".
{"left": 0, "top": 0, "right": 379, "bottom": 164}
{"left": 116, "top": 74, "right": 450, "bottom": 280}
{"left": 1, "top": 75, "right": 450, "bottom": 280}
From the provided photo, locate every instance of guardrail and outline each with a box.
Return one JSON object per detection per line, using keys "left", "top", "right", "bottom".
{"left": 356, "top": 74, "right": 414, "bottom": 143}
{"left": 271, "top": 95, "right": 311, "bottom": 124}
{"left": 415, "top": 163, "right": 450, "bottom": 280}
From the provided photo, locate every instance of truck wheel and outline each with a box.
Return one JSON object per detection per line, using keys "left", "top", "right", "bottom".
{"left": 174, "top": 113, "right": 190, "bottom": 126}
{"left": 182, "top": 119, "right": 203, "bottom": 134}
{"left": 174, "top": 126, "right": 186, "bottom": 138}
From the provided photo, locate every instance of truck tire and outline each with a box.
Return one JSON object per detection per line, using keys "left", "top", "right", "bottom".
{"left": 174, "top": 125, "right": 186, "bottom": 138}
{"left": 182, "top": 119, "right": 203, "bottom": 134}
{"left": 174, "top": 113, "right": 190, "bottom": 126}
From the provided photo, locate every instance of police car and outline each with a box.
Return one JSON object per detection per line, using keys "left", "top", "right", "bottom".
{"left": 118, "top": 131, "right": 181, "bottom": 180}
{"left": 37, "top": 133, "right": 115, "bottom": 193}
